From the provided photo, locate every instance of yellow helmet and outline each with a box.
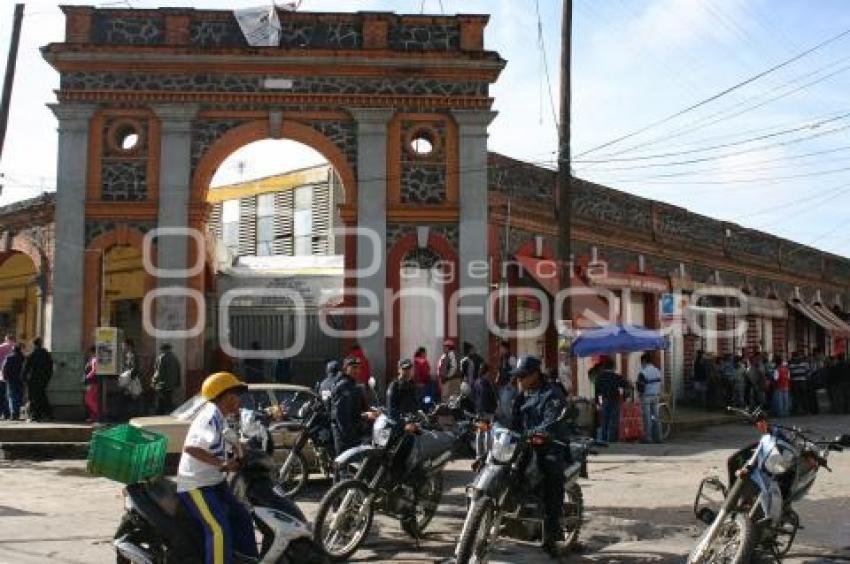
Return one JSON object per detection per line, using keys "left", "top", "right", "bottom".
{"left": 201, "top": 372, "right": 247, "bottom": 401}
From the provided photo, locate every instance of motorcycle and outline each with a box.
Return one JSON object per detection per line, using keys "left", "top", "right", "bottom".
{"left": 311, "top": 404, "right": 473, "bottom": 560}
{"left": 454, "top": 417, "right": 602, "bottom": 564}
{"left": 276, "top": 395, "right": 338, "bottom": 497}
{"left": 113, "top": 409, "right": 329, "bottom": 564}
{"left": 688, "top": 406, "right": 850, "bottom": 563}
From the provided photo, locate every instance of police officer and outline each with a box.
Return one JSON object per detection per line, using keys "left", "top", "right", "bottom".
{"left": 331, "top": 357, "right": 367, "bottom": 456}
{"left": 387, "top": 358, "right": 419, "bottom": 421}
{"left": 510, "top": 355, "right": 569, "bottom": 558}
{"left": 317, "top": 360, "right": 340, "bottom": 409}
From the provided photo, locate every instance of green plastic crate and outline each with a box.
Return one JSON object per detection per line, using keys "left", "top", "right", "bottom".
{"left": 87, "top": 424, "right": 167, "bottom": 484}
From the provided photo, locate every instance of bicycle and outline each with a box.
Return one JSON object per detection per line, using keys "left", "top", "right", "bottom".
{"left": 658, "top": 393, "right": 674, "bottom": 440}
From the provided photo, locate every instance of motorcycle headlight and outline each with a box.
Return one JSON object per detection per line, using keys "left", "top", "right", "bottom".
{"left": 764, "top": 446, "right": 794, "bottom": 475}
{"left": 373, "top": 415, "right": 392, "bottom": 448}
{"left": 490, "top": 429, "right": 518, "bottom": 463}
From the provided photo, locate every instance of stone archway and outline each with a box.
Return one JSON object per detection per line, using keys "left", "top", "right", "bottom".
{"left": 45, "top": 6, "right": 503, "bottom": 391}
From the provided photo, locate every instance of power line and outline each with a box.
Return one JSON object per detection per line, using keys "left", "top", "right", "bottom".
{"left": 534, "top": 0, "right": 559, "bottom": 131}
{"left": 598, "top": 163, "right": 850, "bottom": 186}
{"left": 574, "top": 25, "right": 850, "bottom": 158}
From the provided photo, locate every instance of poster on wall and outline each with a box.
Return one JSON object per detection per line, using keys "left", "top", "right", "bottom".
{"left": 95, "top": 327, "right": 121, "bottom": 376}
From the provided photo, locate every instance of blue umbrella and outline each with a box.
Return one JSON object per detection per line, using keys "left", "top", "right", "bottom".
{"left": 571, "top": 324, "right": 669, "bottom": 358}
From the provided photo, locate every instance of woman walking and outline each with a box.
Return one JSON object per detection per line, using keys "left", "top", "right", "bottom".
{"left": 83, "top": 346, "right": 99, "bottom": 423}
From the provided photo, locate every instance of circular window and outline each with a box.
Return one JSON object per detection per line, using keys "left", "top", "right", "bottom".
{"left": 107, "top": 119, "right": 145, "bottom": 156}
{"left": 405, "top": 126, "right": 440, "bottom": 159}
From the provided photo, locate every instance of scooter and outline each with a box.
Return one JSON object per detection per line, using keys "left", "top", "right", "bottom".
{"left": 688, "top": 406, "right": 850, "bottom": 563}
{"left": 113, "top": 409, "right": 328, "bottom": 564}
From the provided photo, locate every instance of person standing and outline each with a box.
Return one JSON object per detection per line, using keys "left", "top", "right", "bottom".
{"left": 412, "top": 347, "right": 432, "bottom": 404}
{"left": 595, "top": 357, "right": 629, "bottom": 442}
{"left": 459, "top": 342, "right": 483, "bottom": 385}
{"left": 496, "top": 371, "right": 519, "bottom": 428}
{"left": 692, "top": 350, "right": 707, "bottom": 408}
{"left": 637, "top": 353, "right": 663, "bottom": 444}
{"left": 3, "top": 344, "right": 25, "bottom": 420}
{"left": 733, "top": 356, "right": 748, "bottom": 408}
{"left": 0, "top": 335, "right": 16, "bottom": 420}
{"left": 23, "top": 337, "right": 53, "bottom": 421}
{"left": 472, "top": 362, "right": 498, "bottom": 420}
{"left": 747, "top": 352, "right": 765, "bottom": 409}
{"left": 83, "top": 346, "right": 99, "bottom": 423}
{"left": 152, "top": 343, "right": 181, "bottom": 415}
{"left": 122, "top": 338, "right": 141, "bottom": 417}
{"left": 347, "top": 343, "right": 370, "bottom": 386}
{"left": 496, "top": 340, "right": 516, "bottom": 388}
{"left": 437, "top": 339, "right": 460, "bottom": 399}
{"left": 386, "top": 359, "right": 419, "bottom": 421}
{"left": 788, "top": 353, "right": 810, "bottom": 415}
{"left": 331, "top": 357, "right": 367, "bottom": 456}
{"left": 772, "top": 356, "right": 791, "bottom": 417}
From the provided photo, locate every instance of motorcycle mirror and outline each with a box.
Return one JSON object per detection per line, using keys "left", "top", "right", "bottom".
{"left": 368, "top": 376, "right": 376, "bottom": 390}
{"left": 423, "top": 396, "right": 433, "bottom": 405}
{"left": 837, "top": 434, "right": 850, "bottom": 447}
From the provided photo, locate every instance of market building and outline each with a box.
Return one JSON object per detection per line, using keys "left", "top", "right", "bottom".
{"left": 0, "top": 6, "right": 848, "bottom": 416}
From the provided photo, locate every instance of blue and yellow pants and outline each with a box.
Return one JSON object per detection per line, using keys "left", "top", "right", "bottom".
{"left": 177, "top": 482, "right": 257, "bottom": 564}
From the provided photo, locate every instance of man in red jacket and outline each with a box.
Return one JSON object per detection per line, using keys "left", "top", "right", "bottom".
{"left": 348, "top": 343, "right": 370, "bottom": 386}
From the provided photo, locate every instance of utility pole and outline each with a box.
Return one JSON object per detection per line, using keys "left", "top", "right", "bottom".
{"left": 556, "top": 0, "right": 573, "bottom": 385}
{"left": 557, "top": 0, "right": 572, "bottom": 313}
{"left": 0, "top": 4, "right": 25, "bottom": 163}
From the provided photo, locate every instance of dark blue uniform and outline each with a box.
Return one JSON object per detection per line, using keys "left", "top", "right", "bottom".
{"left": 386, "top": 378, "right": 419, "bottom": 422}
{"left": 510, "top": 381, "right": 569, "bottom": 547}
{"left": 330, "top": 374, "right": 366, "bottom": 455}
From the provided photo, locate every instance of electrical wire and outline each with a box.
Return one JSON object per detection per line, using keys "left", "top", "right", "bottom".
{"left": 534, "top": 0, "right": 559, "bottom": 131}
{"left": 574, "top": 25, "right": 850, "bottom": 158}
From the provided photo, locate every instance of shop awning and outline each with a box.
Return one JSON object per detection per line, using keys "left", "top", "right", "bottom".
{"left": 572, "top": 324, "right": 669, "bottom": 357}
{"left": 788, "top": 299, "right": 850, "bottom": 337}
{"left": 745, "top": 296, "right": 787, "bottom": 319}
{"left": 811, "top": 302, "right": 850, "bottom": 337}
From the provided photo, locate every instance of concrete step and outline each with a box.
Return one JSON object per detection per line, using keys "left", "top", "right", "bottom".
{"left": 0, "top": 422, "right": 93, "bottom": 443}
{"left": 0, "top": 441, "right": 89, "bottom": 461}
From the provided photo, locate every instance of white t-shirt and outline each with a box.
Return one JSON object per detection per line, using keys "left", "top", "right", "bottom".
{"left": 639, "top": 364, "right": 663, "bottom": 397}
{"left": 176, "top": 402, "right": 230, "bottom": 493}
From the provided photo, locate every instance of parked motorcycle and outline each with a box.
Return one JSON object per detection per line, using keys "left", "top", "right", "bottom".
{"left": 311, "top": 404, "right": 473, "bottom": 560}
{"left": 454, "top": 417, "right": 602, "bottom": 564}
{"left": 113, "top": 409, "right": 329, "bottom": 564}
{"left": 688, "top": 406, "right": 850, "bottom": 563}
{"left": 276, "top": 395, "right": 338, "bottom": 497}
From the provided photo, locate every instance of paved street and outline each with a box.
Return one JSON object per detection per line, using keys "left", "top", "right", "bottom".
{"left": 1, "top": 414, "right": 849, "bottom": 563}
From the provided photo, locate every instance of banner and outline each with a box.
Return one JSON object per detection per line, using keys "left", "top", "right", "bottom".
{"left": 234, "top": 5, "right": 282, "bottom": 47}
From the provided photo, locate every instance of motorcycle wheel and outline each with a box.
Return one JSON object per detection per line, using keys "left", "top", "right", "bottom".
{"left": 689, "top": 512, "right": 755, "bottom": 564}
{"left": 455, "top": 497, "right": 497, "bottom": 564}
{"left": 402, "top": 473, "right": 444, "bottom": 538}
{"left": 114, "top": 511, "right": 169, "bottom": 564}
{"left": 279, "top": 537, "right": 331, "bottom": 564}
{"left": 562, "top": 483, "right": 584, "bottom": 550}
{"left": 313, "top": 479, "right": 374, "bottom": 561}
{"left": 277, "top": 450, "right": 309, "bottom": 498}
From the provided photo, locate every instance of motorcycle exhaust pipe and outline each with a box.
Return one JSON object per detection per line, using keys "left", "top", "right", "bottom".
{"left": 113, "top": 539, "right": 154, "bottom": 564}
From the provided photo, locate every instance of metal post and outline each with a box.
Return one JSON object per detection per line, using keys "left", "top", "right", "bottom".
{"left": 0, "top": 4, "right": 24, "bottom": 162}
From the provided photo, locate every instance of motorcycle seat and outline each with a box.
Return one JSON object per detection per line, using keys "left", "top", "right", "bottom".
{"left": 417, "top": 430, "right": 456, "bottom": 461}
{"left": 146, "top": 478, "right": 182, "bottom": 517}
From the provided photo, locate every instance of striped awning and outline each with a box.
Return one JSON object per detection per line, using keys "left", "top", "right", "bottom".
{"left": 788, "top": 299, "right": 850, "bottom": 337}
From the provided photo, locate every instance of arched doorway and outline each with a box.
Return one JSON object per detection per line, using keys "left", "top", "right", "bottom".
{"left": 102, "top": 245, "right": 145, "bottom": 354}
{"left": 399, "top": 247, "right": 447, "bottom": 371}
{"left": 201, "top": 134, "right": 351, "bottom": 386}
{"left": 0, "top": 253, "right": 40, "bottom": 342}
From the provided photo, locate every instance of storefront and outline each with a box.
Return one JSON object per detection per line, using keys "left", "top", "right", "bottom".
{"left": 787, "top": 292, "right": 850, "bottom": 357}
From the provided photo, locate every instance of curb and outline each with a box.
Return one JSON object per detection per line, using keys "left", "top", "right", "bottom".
{"left": 0, "top": 442, "right": 89, "bottom": 461}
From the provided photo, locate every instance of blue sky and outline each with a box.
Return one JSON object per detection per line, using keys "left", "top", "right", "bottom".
{"left": 1, "top": 0, "right": 850, "bottom": 257}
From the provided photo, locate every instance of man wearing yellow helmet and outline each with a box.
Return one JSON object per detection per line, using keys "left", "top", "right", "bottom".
{"left": 175, "top": 372, "right": 257, "bottom": 564}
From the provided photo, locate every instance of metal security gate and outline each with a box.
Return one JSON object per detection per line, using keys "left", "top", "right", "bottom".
{"left": 224, "top": 307, "right": 344, "bottom": 388}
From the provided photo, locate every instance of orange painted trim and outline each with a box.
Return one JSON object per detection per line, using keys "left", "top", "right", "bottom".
{"left": 445, "top": 118, "right": 458, "bottom": 205}
{"left": 191, "top": 118, "right": 358, "bottom": 209}
{"left": 147, "top": 116, "right": 161, "bottom": 203}
{"left": 58, "top": 91, "right": 496, "bottom": 111}
{"left": 388, "top": 113, "right": 457, "bottom": 207}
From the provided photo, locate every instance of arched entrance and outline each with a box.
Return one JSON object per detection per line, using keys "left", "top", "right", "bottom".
{"left": 0, "top": 253, "right": 40, "bottom": 342}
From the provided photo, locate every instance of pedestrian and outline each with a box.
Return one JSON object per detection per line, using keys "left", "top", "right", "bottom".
{"left": 437, "top": 339, "right": 461, "bottom": 399}
{"left": 0, "top": 334, "right": 16, "bottom": 420}
{"left": 496, "top": 340, "right": 515, "bottom": 387}
{"left": 151, "top": 343, "right": 181, "bottom": 415}
{"left": 788, "top": 353, "right": 810, "bottom": 415}
{"left": 637, "top": 353, "right": 663, "bottom": 444}
{"left": 83, "top": 346, "right": 99, "bottom": 423}
{"left": 594, "top": 356, "right": 629, "bottom": 442}
{"left": 459, "top": 341, "right": 483, "bottom": 385}
{"left": 412, "top": 347, "right": 432, "bottom": 405}
{"left": 386, "top": 358, "right": 418, "bottom": 421}
{"left": 692, "top": 350, "right": 707, "bottom": 408}
{"left": 733, "top": 356, "right": 747, "bottom": 408}
{"left": 472, "top": 361, "right": 498, "bottom": 420}
{"left": 3, "top": 344, "right": 25, "bottom": 420}
{"left": 347, "top": 342, "right": 371, "bottom": 386}
{"left": 121, "top": 338, "right": 141, "bottom": 418}
{"left": 316, "top": 360, "right": 340, "bottom": 409}
{"left": 772, "top": 355, "right": 791, "bottom": 418}
{"left": 747, "top": 352, "right": 765, "bottom": 409}
{"left": 495, "top": 371, "right": 518, "bottom": 428}
{"left": 23, "top": 337, "right": 53, "bottom": 421}
{"left": 807, "top": 352, "right": 823, "bottom": 415}
{"left": 243, "top": 342, "right": 265, "bottom": 384}
{"left": 331, "top": 357, "right": 368, "bottom": 456}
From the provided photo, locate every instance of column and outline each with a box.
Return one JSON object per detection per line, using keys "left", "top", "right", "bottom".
{"left": 452, "top": 110, "right": 497, "bottom": 355}
{"left": 152, "top": 104, "right": 198, "bottom": 400}
{"left": 49, "top": 103, "right": 97, "bottom": 353}
{"left": 349, "top": 108, "right": 393, "bottom": 383}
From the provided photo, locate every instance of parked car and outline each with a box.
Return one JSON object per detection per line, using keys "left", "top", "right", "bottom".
{"left": 130, "top": 383, "right": 319, "bottom": 472}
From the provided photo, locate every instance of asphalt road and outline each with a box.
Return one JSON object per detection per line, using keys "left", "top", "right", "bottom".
{"left": 1, "top": 414, "right": 849, "bottom": 563}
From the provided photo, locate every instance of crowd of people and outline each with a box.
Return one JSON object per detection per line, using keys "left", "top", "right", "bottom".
{"left": 691, "top": 349, "right": 850, "bottom": 417}
{"left": 0, "top": 334, "right": 54, "bottom": 422}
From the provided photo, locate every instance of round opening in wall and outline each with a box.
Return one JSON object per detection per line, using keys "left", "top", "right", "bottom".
{"left": 107, "top": 119, "right": 145, "bottom": 156}
{"left": 410, "top": 135, "right": 434, "bottom": 156}
{"left": 120, "top": 132, "right": 140, "bottom": 151}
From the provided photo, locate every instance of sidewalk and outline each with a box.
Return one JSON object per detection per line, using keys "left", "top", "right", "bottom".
{"left": 670, "top": 406, "right": 739, "bottom": 432}
{"left": 0, "top": 420, "right": 94, "bottom": 460}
